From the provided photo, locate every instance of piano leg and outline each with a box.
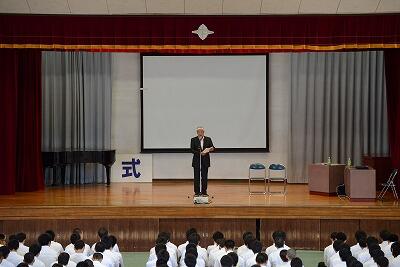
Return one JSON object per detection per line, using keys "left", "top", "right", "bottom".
{"left": 105, "top": 165, "right": 111, "bottom": 186}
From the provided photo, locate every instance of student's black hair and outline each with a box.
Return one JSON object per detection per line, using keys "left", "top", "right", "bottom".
{"left": 45, "top": 230, "right": 56, "bottom": 241}
{"left": 29, "top": 243, "right": 41, "bottom": 256}
{"left": 84, "top": 259, "right": 94, "bottom": 267}
{"left": 37, "top": 233, "right": 51, "bottom": 246}
{"left": 16, "top": 263, "right": 29, "bottom": 267}
{"left": 346, "top": 256, "right": 357, "bottom": 267}
{"left": 275, "top": 237, "right": 285, "bottom": 248}
{"left": 256, "top": 252, "right": 268, "bottom": 264}
{"left": 290, "top": 257, "right": 303, "bottom": 267}
{"left": 155, "top": 243, "right": 167, "bottom": 255}
{"left": 158, "top": 232, "right": 171, "bottom": 242}
{"left": 185, "top": 246, "right": 198, "bottom": 258}
{"left": 0, "top": 234, "right": 5, "bottom": 240}
{"left": 317, "top": 262, "right": 326, "bottom": 267}
{"left": 156, "top": 236, "right": 168, "bottom": 245}
{"left": 156, "top": 249, "right": 170, "bottom": 262}
{"left": 97, "top": 227, "right": 108, "bottom": 239}
{"left": 371, "top": 249, "right": 384, "bottom": 261}
{"left": 184, "top": 253, "right": 197, "bottom": 267}
{"left": 70, "top": 233, "right": 81, "bottom": 244}
{"left": 185, "top": 228, "right": 197, "bottom": 240}
{"left": 220, "top": 255, "right": 234, "bottom": 267}
{"left": 74, "top": 240, "right": 85, "bottom": 250}
{"left": 225, "top": 240, "right": 235, "bottom": 250}
{"left": 188, "top": 233, "right": 200, "bottom": 245}
{"left": 23, "top": 252, "right": 34, "bottom": 264}
{"left": 349, "top": 261, "right": 363, "bottom": 267}
{"left": 109, "top": 235, "right": 117, "bottom": 248}
{"left": 0, "top": 246, "right": 10, "bottom": 258}
{"left": 368, "top": 244, "right": 381, "bottom": 256}
{"left": 330, "top": 232, "right": 338, "bottom": 240}
{"left": 389, "top": 234, "right": 399, "bottom": 243}
{"left": 380, "top": 230, "right": 391, "bottom": 242}
{"left": 339, "top": 248, "right": 352, "bottom": 261}
{"left": 243, "top": 232, "right": 254, "bottom": 245}
{"left": 366, "top": 236, "right": 379, "bottom": 248}
{"left": 355, "top": 230, "right": 367, "bottom": 243}
{"left": 16, "top": 232, "right": 27, "bottom": 243}
{"left": 76, "top": 262, "right": 89, "bottom": 267}
{"left": 391, "top": 242, "right": 400, "bottom": 257}
{"left": 57, "top": 252, "right": 70, "bottom": 265}
{"left": 8, "top": 235, "right": 17, "bottom": 241}
{"left": 93, "top": 252, "right": 103, "bottom": 261}
{"left": 216, "top": 238, "right": 226, "bottom": 248}
{"left": 227, "top": 252, "right": 238, "bottom": 266}
{"left": 213, "top": 231, "right": 224, "bottom": 242}
{"left": 249, "top": 240, "right": 262, "bottom": 254}
{"left": 336, "top": 232, "right": 347, "bottom": 242}
{"left": 8, "top": 239, "right": 19, "bottom": 250}
{"left": 332, "top": 240, "right": 343, "bottom": 252}
{"left": 94, "top": 242, "right": 106, "bottom": 253}
{"left": 100, "top": 235, "right": 113, "bottom": 249}
{"left": 280, "top": 250, "right": 288, "bottom": 262}
{"left": 376, "top": 256, "right": 389, "bottom": 267}
{"left": 72, "top": 228, "right": 83, "bottom": 235}
{"left": 272, "top": 231, "right": 286, "bottom": 242}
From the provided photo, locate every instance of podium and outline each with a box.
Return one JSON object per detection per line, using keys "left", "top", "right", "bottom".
{"left": 308, "top": 164, "right": 346, "bottom": 195}
{"left": 344, "top": 167, "right": 376, "bottom": 201}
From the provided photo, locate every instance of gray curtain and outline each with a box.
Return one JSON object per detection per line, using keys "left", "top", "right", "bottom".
{"left": 289, "top": 51, "right": 389, "bottom": 183}
{"left": 42, "top": 51, "right": 112, "bottom": 184}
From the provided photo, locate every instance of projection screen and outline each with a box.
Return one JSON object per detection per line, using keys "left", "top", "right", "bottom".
{"left": 141, "top": 55, "right": 269, "bottom": 152}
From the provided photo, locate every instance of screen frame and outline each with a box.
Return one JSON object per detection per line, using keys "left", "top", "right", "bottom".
{"left": 140, "top": 53, "right": 270, "bottom": 153}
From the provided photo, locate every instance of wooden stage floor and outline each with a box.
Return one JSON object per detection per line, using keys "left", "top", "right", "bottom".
{"left": 0, "top": 180, "right": 399, "bottom": 220}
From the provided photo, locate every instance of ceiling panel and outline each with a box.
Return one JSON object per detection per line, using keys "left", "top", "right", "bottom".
{"left": 0, "top": 0, "right": 30, "bottom": 13}
{"left": 261, "top": 0, "right": 300, "bottom": 14}
{"left": 107, "top": 0, "right": 146, "bottom": 14}
{"left": 377, "top": 0, "right": 400, "bottom": 13}
{"left": 337, "top": 0, "right": 379, "bottom": 14}
{"left": 299, "top": 0, "right": 340, "bottom": 14}
{"left": 223, "top": 0, "right": 262, "bottom": 14}
{"left": 185, "top": 0, "right": 222, "bottom": 14}
{"left": 68, "top": 0, "right": 109, "bottom": 14}
{"left": 28, "top": 0, "right": 70, "bottom": 14}
{"left": 146, "top": 0, "right": 184, "bottom": 14}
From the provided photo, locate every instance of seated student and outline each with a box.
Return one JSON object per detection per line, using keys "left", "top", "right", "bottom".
{"left": 70, "top": 240, "right": 88, "bottom": 264}
{"left": 15, "top": 233, "right": 29, "bottom": 257}
{"left": 91, "top": 228, "right": 119, "bottom": 255}
{"left": 364, "top": 249, "right": 385, "bottom": 267}
{"left": 358, "top": 237, "right": 380, "bottom": 264}
{"left": 324, "top": 233, "right": 338, "bottom": 266}
{"left": 220, "top": 255, "right": 234, "bottom": 267}
{"left": 7, "top": 239, "right": 24, "bottom": 265}
{"left": 55, "top": 252, "right": 76, "bottom": 267}
{"left": 269, "top": 237, "right": 291, "bottom": 267}
{"left": 83, "top": 259, "right": 93, "bottom": 267}
{"left": 29, "top": 244, "right": 45, "bottom": 267}
{"left": 100, "top": 236, "right": 120, "bottom": 267}
{"left": 290, "top": 258, "right": 302, "bottom": 267}
{"left": 214, "top": 240, "right": 245, "bottom": 267}
{"left": 179, "top": 233, "right": 207, "bottom": 265}
{"left": 92, "top": 242, "right": 114, "bottom": 267}
{"left": 45, "top": 231, "right": 63, "bottom": 255}
{"left": 227, "top": 252, "right": 239, "bottom": 267}
{"left": 380, "top": 231, "right": 392, "bottom": 250}
{"left": 92, "top": 253, "right": 106, "bottom": 267}
{"left": 279, "top": 249, "right": 297, "bottom": 267}
{"left": 178, "top": 228, "right": 197, "bottom": 259}
{"left": 181, "top": 245, "right": 205, "bottom": 267}
{"left": 237, "top": 233, "right": 254, "bottom": 259}
{"left": 384, "top": 235, "right": 399, "bottom": 259}
{"left": 388, "top": 241, "right": 400, "bottom": 266}
{"left": 328, "top": 242, "right": 349, "bottom": 267}
{"left": 255, "top": 253, "right": 269, "bottom": 267}
{"left": 0, "top": 246, "right": 15, "bottom": 267}
{"left": 159, "top": 232, "right": 177, "bottom": 258}
{"left": 65, "top": 233, "right": 90, "bottom": 257}
{"left": 0, "top": 234, "right": 7, "bottom": 247}
{"left": 146, "top": 249, "right": 170, "bottom": 267}
{"left": 266, "top": 231, "right": 289, "bottom": 257}
{"left": 208, "top": 239, "right": 225, "bottom": 267}
{"left": 244, "top": 240, "right": 265, "bottom": 267}
{"left": 351, "top": 231, "right": 368, "bottom": 258}
{"left": 208, "top": 232, "right": 224, "bottom": 255}
{"left": 107, "top": 236, "right": 123, "bottom": 267}
{"left": 149, "top": 236, "right": 177, "bottom": 263}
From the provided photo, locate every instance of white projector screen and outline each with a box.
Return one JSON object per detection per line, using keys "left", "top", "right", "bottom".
{"left": 141, "top": 55, "right": 268, "bottom": 152}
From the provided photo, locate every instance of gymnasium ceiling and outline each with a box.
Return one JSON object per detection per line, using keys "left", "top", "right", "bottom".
{"left": 0, "top": 0, "right": 399, "bottom": 15}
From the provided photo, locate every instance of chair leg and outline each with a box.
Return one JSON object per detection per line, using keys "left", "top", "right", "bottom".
{"left": 378, "top": 185, "right": 389, "bottom": 200}
{"left": 391, "top": 185, "right": 398, "bottom": 199}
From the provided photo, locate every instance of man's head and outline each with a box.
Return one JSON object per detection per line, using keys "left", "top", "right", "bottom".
{"left": 280, "top": 250, "right": 288, "bottom": 262}
{"left": 389, "top": 234, "right": 399, "bottom": 243}
{"left": 45, "top": 230, "right": 56, "bottom": 241}
{"left": 196, "top": 127, "right": 205, "bottom": 138}
{"left": 74, "top": 240, "right": 85, "bottom": 253}
{"left": 0, "top": 246, "right": 10, "bottom": 260}
{"left": 16, "top": 233, "right": 27, "bottom": 244}
{"left": 109, "top": 235, "right": 118, "bottom": 249}
{"left": 355, "top": 230, "right": 367, "bottom": 244}
{"left": 186, "top": 228, "right": 197, "bottom": 241}
{"left": 290, "top": 257, "right": 303, "bottom": 267}
{"left": 380, "top": 230, "right": 391, "bottom": 242}
{"left": 29, "top": 244, "right": 41, "bottom": 257}
{"left": 220, "top": 255, "right": 233, "bottom": 267}
{"left": 94, "top": 242, "right": 106, "bottom": 253}
{"left": 8, "top": 239, "right": 19, "bottom": 251}
{"left": 391, "top": 242, "right": 400, "bottom": 257}
{"left": 188, "top": 233, "right": 200, "bottom": 246}
{"left": 275, "top": 237, "right": 285, "bottom": 249}
{"left": 93, "top": 252, "right": 103, "bottom": 262}
{"left": 227, "top": 252, "right": 238, "bottom": 266}
{"left": 367, "top": 236, "right": 379, "bottom": 248}
{"left": 272, "top": 231, "right": 286, "bottom": 243}
{"left": 330, "top": 232, "right": 338, "bottom": 242}
{"left": 256, "top": 252, "right": 268, "bottom": 265}
{"left": 224, "top": 240, "right": 235, "bottom": 251}
{"left": 101, "top": 236, "right": 113, "bottom": 250}
{"left": 336, "top": 232, "right": 347, "bottom": 242}
{"left": 213, "top": 231, "right": 224, "bottom": 243}
{"left": 38, "top": 233, "right": 51, "bottom": 246}
{"left": 249, "top": 240, "right": 262, "bottom": 254}
{"left": 158, "top": 232, "right": 171, "bottom": 243}
{"left": 58, "top": 252, "right": 70, "bottom": 265}
{"left": 23, "top": 252, "right": 34, "bottom": 265}
{"left": 333, "top": 240, "right": 343, "bottom": 252}
{"left": 97, "top": 227, "right": 108, "bottom": 239}
{"left": 70, "top": 233, "right": 81, "bottom": 245}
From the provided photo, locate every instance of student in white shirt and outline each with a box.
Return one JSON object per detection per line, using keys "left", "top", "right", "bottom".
{"left": 269, "top": 237, "right": 291, "bottom": 267}
{"left": 70, "top": 240, "right": 89, "bottom": 264}
{"left": 244, "top": 240, "right": 264, "bottom": 267}
{"left": 334, "top": 248, "right": 352, "bottom": 267}
{"left": 276, "top": 249, "right": 297, "bottom": 267}
{"left": 92, "top": 242, "right": 115, "bottom": 267}
{"left": 91, "top": 228, "right": 120, "bottom": 255}
{"left": 45, "top": 230, "right": 63, "bottom": 255}
{"left": 149, "top": 236, "right": 177, "bottom": 264}
{"left": 158, "top": 232, "right": 177, "bottom": 258}
{"left": 220, "top": 255, "right": 234, "bottom": 267}
{"left": 7, "top": 239, "right": 23, "bottom": 266}
{"left": 208, "top": 232, "right": 224, "bottom": 255}
{"left": 65, "top": 233, "right": 91, "bottom": 257}
{"left": 179, "top": 233, "right": 207, "bottom": 266}
{"left": 23, "top": 252, "right": 37, "bottom": 266}
{"left": 178, "top": 228, "right": 197, "bottom": 260}
{"left": 380, "top": 231, "right": 392, "bottom": 250}
{"left": 15, "top": 233, "right": 29, "bottom": 257}
{"left": 358, "top": 238, "right": 380, "bottom": 264}
{"left": 146, "top": 248, "right": 171, "bottom": 267}
{"left": 101, "top": 236, "right": 121, "bottom": 267}
{"left": 29, "top": 244, "right": 45, "bottom": 267}
{"left": 108, "top": 236, "right": 123, "bottom": 267}
{"left": 328, "top": 241, "right": 348, "bottom": 267}
{"left": 37, "top": 233, "right": 58, "bottom": 267}
{"left": 384, "top": 235, "right": 399, "bottom": 259}
{"left": 324, "top": 232, "right": 338, "bottom": 266}
{"left": 91, "top": 253, "right": 106, "bottom": 267}
{"left": 350, "top": 230, "right": 367, "bottom": 258}
{"left": 389, "top": 242, "right": 400, "bottom": 267}
{"left": 0, "top": 246, "right": 15, "bottom": 267}
{"left": 214, "top": 240, "right": 245, "bottom": 267}
{"left": 181, "top": 245, "right": 205, "bottom": 267}
{"left": 237, "top": 232, "right": 254, "bottom": 259}
{"left": 364, "top": 249, "right": 385, "bottom": 267}
{"left": 266, "top": 231, "right": 289, "bottom": 257}
{"left": 208, "top": 238, "right": 225, "bottom": 267}
{"left": 55, "top": 252, "right": 77, "bottom": 267}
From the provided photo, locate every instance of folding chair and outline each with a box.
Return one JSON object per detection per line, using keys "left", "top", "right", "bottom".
{"left": 248, "top": 163, "right": 267, "bottom": 195}
{"left": 268, "top": 164, "right": 287, "bottom": 194}
{"left": 377, "top": 169, "right": 398, "bottom": 200}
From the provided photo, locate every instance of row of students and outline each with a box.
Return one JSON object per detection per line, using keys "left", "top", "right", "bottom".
{"left": 323, "top": 230, "right": 400, "bottom": 267}
{"left": 0, "top": 228, "right": 122, "bottom": 267}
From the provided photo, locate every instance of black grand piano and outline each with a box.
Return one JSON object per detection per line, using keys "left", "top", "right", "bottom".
{"left": 42, "top": 150, "right": 116, "bottom": 185}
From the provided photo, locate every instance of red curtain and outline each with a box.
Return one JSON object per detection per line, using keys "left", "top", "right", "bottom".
{"left": 0, "top": 49, "right": 44, "bottom": 194}
{"left": 384, "top": 49, "right": 400, "bottom": 186}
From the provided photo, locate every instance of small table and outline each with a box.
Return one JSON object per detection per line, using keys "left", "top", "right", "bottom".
{"left": 344, "top": 167, "right": 376, "bottom": 201}
{"left": 308, "top": 164, "right": 346, "bottom": 195}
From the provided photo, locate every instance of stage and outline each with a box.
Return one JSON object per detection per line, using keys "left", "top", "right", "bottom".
{"left": 0, "top": 181, "right": 399, "bottom": 251}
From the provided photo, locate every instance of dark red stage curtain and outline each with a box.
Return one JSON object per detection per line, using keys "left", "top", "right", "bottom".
{"left": 384, "top": 49, "right": 400, "bottom": 186}
{"left": 1, "top": 14, "right": 400, "bottom": 53}
{"left": 0, "top": 49, "right": 44, "bottom": 194}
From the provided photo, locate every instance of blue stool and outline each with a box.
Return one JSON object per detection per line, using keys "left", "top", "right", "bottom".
{"left": 248, "top": 163, "right": 267, "bottom": 195}
{"left": 268, "top": 164, "right": 287, "bottom": 194}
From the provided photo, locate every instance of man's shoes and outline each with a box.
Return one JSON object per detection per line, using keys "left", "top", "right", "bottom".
{"left": 194, "top": 194, "right": 200, "bottom": 197}
{"left": 201, "top": 193, "right": 209, "bottom": 197}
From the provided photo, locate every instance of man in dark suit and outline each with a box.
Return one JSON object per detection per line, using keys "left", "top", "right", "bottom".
{"left": 190, "top": 127, "right": 214, "bottom": 196}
